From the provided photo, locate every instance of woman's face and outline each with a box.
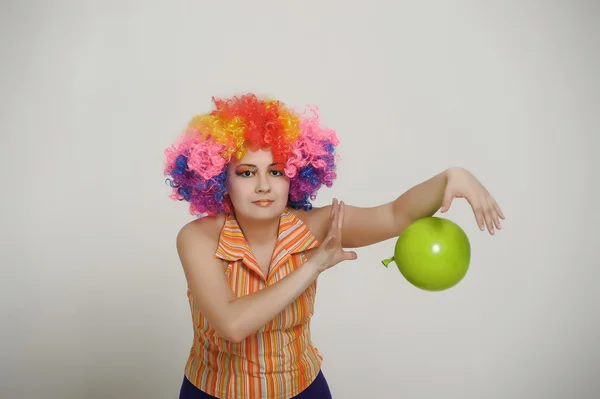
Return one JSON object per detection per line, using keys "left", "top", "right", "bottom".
{"left": 225, "top": 149, "right": 290, "bottom": 220}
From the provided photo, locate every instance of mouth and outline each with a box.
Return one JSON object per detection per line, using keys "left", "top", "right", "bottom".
{"left": 253, "top": 200, "right": 274, "bottom": 207}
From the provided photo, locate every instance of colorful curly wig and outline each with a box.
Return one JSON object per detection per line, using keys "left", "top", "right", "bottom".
{"left": 163, "top": 93, "right": 340, "bottom": 217}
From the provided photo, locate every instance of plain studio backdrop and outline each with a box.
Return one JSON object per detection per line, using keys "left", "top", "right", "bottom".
{"left": 1, "top": 1, "right": 598, "bottom": 398}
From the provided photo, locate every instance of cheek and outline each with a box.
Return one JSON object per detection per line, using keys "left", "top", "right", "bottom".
{"left": 274, "top": 178, "right": 291, "bottom": 195}
{"left": 227, "top": 180, "right": 251, "bottom": 199}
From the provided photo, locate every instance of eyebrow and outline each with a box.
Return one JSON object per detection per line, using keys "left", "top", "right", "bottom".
{"left": 236, "top": 163, "right": 283, "bottom": 168}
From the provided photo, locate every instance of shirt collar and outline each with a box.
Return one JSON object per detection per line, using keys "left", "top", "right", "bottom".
{"left": 214, "top": 208, "right": 320, "bottom": 262}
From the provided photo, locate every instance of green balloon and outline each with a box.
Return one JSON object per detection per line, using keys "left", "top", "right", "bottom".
{"left": 382, "top": 217, "right": 471, "bottom": 291}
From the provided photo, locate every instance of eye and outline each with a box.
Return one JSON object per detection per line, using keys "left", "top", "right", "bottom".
{"left": 270, "top": 170, "right": 284, "bottom": 177}
{"left": 235, "top": 170, "right": 255, "bottom": 177}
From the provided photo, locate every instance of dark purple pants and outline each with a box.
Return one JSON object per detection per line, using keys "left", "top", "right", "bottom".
{"left": 179, "top": 370, "right": 333, "bottom": 398}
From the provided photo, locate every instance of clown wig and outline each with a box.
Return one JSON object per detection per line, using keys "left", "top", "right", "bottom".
{"left": 163, "top": 93, "right": 340, "bottom": 217}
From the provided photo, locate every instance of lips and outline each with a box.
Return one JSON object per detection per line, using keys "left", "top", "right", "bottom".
{"left": 253, "top": 200, "right": 274, "bottom": 207}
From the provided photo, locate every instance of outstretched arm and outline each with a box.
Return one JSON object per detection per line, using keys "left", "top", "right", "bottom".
{"left": 305, "top": 167, "right": 505, "bottom": 248}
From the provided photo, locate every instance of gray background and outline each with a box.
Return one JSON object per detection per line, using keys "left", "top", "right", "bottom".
{"left": 1, "top": 1, "right": 598, "bottom": 398}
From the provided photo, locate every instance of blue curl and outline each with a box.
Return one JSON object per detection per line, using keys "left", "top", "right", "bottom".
{"left": 299, "top": 164, "right": 314, "bottom": 178}
{"left": 324, "top": 141, "right": 335, "bottom": 155}
{"left": 288, "top": 199, "right": 303, "bottom": 210}
{"left": 178, "top": 185, "right": 192, "bottom": 201}
{"left": 288, "top": 195, "right": 312, "bottom": 211}
{"left": 215, "top": 170, "right": 227, "bottom": 182}
{"left": 165, "top": 178, "right": 178, "bottom": 188}
{"left": 173, "top": 155, "right": 188, "bottom": 176}
{"left": 299, "top": 165, "right": 319, "bottom": 186}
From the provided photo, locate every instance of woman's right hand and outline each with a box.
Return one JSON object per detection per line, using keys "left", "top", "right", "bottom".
{"left": 311, "top": 198, "right": 358, "bottom": 273}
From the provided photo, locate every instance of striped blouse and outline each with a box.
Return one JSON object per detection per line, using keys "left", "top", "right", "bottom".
{"left": 184, "top": 208, "right": 324, "bottom": 398}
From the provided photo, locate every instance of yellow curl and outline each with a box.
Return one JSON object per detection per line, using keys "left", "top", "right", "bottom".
{"left": 278, "top": 107, "right": 301, "bottom": 142}
{"left": 185, "top": 99, "right": 301, "bottom": 161}
{"left": 188, "top": 114, "right": 248, "bottom": 159}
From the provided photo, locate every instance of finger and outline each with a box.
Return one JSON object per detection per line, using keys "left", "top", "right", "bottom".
{"left": 330, "top": 198, "right": 338, "bottom": 225}
{"left": 330, "top": 201, "right": 343, "bottom": 245}
{"left": 489, "top": 199, "right": 502, "bottom": 230}
{"left": 329, "top": 198, "right": 337, "bottom": 221}
{"left": 480, "top": 197, "right": 495, "bottom": 234}
{"left": 492, "top": 208, "right": 501, "bottom": 230}
{"left": 483, "top": 206, "right": 495, "bottom": 235}
{"left": 343, "top": 250, "right": 358, "bottom": 261}
{"left": 472, "top": 203, "right": 485, "bottom": 231}
{"left": 332, "top": 198, "right": 340, "bottom": 229}
{"left": 466, "top": 196, "right": 485, "bottom": 231}
{"left": 325, "top": 199, "right": 338, "bottom": 242}
{"left": 338, "top": 201, "right": 344, "bottom": 231}
{"left": 494, "top": 201, "right": 505, "bottom": 220}
{"left": 440, "top": 191, "right": 454, "bottom": 213}
{"left": 329, "top": 198, "right": 340, "bottom": 237}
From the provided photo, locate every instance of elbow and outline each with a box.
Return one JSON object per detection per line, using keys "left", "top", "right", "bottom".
{"left": 217, "top": 321, "right": 247, "bottom": 344}
{"left": 206, "top": 301, "right": 252, "bottom": 343}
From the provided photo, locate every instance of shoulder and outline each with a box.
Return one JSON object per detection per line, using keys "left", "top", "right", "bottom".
{"left": 290, "top": 206, "right": 331, "bottom": 242}
{"left": 176, "top": 214, "right": 227, "bottom": 254}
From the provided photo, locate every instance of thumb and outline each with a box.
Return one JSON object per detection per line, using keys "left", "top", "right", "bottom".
{"left": 440, "top": 190, "right": 454, "bottom": 213}
{"left": 344, "top": 250, "right": 358, "bottom": 261}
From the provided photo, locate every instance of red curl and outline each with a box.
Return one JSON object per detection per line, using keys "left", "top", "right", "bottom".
{"left": 210, "top": 94, "right": 293, "bottom": 163}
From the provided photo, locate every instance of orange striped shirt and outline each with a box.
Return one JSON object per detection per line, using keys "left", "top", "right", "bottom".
{"left": 184, "top": 208, "right": 324, "bottom": 398}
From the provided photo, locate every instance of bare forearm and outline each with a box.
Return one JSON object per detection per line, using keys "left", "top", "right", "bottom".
{"left": 226, "top": 259, "right": 321, "bottom": 342}
{"left": 393, "top": 169, "right": 449, "bottom": 223}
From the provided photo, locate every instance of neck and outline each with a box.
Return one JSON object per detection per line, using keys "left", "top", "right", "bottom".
{"left": 234, "top": 211, "right": 283, "bottom": 248}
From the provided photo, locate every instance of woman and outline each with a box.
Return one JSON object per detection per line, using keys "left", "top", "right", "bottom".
{"left": 164, "top": 94, "right": 504, "bottom": 398}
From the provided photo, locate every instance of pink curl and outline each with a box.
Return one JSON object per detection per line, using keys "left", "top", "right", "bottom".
{"left": 164, "top": 134, "right": 198, "bottom": 173}
{"left": 187, "top": 139, "right": 228, "bottom": 180}
{"left": 284, "top": 106, "right": 340, "bottom": 175}
{"left": 163, "top": 131, "right": 229, "bottom": 181}
{"left": 298, "top": 106, "right": 340, "bottom": 145}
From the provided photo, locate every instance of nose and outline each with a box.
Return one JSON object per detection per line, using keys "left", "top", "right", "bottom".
{"left": 255, "top": 173, "right": 271, "bottom": 193}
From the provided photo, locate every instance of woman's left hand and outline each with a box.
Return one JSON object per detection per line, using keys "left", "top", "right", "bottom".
{"left": 440, "top": 167, "right": 505, "bottom": 235}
